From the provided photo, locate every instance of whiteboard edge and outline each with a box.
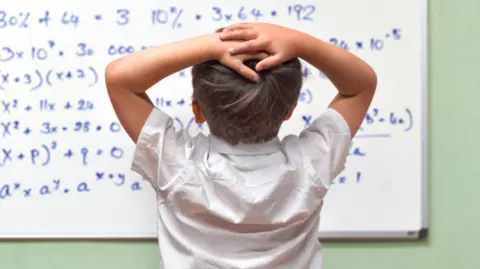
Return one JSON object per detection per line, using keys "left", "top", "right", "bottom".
{"left": 421, "top": 0, "right": 430, "bottom": 230}
{"left": 318, "top": 229, "right": 428, "bottom": 240}
{"left": 0, "top": 233, "right": 158, "bottom": 239}
{"left": 0, "top": 230, "right": 429, "bottom": 240}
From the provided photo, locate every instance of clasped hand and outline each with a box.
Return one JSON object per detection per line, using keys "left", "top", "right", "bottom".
{"left": 216, "top": 22, "right": 303, "bottom": 82}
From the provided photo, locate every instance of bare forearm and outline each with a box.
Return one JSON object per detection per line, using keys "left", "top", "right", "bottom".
{"left": 105, "top": 34, "right": 218, "bottom": 93}
{"left": 299, "top": 34, "right": 377, "bottom": 96}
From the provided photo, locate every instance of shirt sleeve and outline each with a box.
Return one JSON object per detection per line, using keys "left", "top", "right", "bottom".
{"left": 131, "top": 108, "right": 187, "bottom": 191}
{"left": 299, "top": 108, "right": 351, "bottom": 187}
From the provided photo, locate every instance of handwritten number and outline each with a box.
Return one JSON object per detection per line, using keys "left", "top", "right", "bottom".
{"left": 24, "top": 74, "right": 32, "bottom": 85}
{"left": 76, "top": 43, "right": 87, "bottom": 57}
{"left": 116, "top": 9, "right": 130, "bottom": 26}
{"left": 74, "top": 121, "right": 90, "bottom": 132}
{"left": 61, "top": 12, "right": 79, "bottom": 27}
{"left": 41, "top": 122, "right": 53, "bottom": 134}
{"left": 302, "top": 5, "right": 315, "bottom": 20}
{"left": 288, "top": 5, "right": 315, "bottom": 21}
{"left": 76, "top": 43, "right": 93, "bottom": 57}
{"left": 392, "top": 28, "right": 402, "bottom": 40}
{"left": 0, "top": 11, "right": 6, "bottom": 28}
{"left": 237, "top": 7, "right": 247, "bottom": 20}
{"left": 77, "top": 100, "right": 93, "bottom": 111}
{"left": 61, "top": 12, "right": 68, "bottom": 25}
{"left": 0, "top": 47, "right": 14, "bottom": 62}
{"left": 212, "top": 7, "right": 222, "bottom": 21}
{"left": 389, "top": 113, "right": 397, "bottom": 125}
{"left": 76, "top": 69, "right": 85, "bottom": 78}
{"left": 329, "top": 38, "right": 349, "bottom": 50}
{"left": 365, "top": 114, "right": 374, "bottom": 124}
{"left": 250, "top": 9, "right": 263, "bottom": 20}
{"left": 78, "top": 100, "right": 86, "bottom": 111}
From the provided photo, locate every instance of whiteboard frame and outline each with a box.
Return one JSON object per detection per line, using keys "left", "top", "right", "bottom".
{"left": 0, "top": 1, "right": 430, "bottom": 241}
{"left": 317, "top": 0, "right": 430, "bottom": 241}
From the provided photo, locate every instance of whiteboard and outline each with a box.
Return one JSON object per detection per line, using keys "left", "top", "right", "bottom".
{"left": 0, "top": 0, "right": 428, "bottom": 239}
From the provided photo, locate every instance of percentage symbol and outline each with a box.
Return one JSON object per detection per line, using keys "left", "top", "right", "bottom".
{"left": 169, "top": 7, "right": 183, "bottom": 29}
{"left": 6, "top": 12, "right": 30, "bottom": 28}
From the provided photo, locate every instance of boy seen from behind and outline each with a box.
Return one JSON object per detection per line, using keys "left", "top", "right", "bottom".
{"left": 105, "top": 23, "right": 377, "bottom": 269}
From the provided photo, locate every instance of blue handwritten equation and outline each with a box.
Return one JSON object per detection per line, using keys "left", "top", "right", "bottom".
{"left": 0, "top": 5, "right": 315, "bottom": 30}
{"left": 0, "top": 140, "right": 124, "bottom": 167}
{"left": 0, "top": 99, "right": 94, "bottom": 116}
{"left": 0, "top": 66, "right": 98, "bottom": 91}
{"left": 0, "top": 41, "right": 151, "bottom": 62}
{"left": 0, "top": 27, "right": 402, "bottom": 65}
{"left": 152, "top": 89, "right": 310, "bottom": 108}
{"left": 329, "top": 28, "right": 402, "bottom": 52}
{"left": 0, "top": 119, "right": 122, "bottom": 137}
{"left": 0, "top": 172, "right": 145, "bottom": 201}
{"left": 302, "top": 107, "right": 414, "bottom": 134}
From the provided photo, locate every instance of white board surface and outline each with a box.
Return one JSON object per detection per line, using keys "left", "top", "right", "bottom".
{"left": 0, "top": 0, "right": 428, "bottom": 239}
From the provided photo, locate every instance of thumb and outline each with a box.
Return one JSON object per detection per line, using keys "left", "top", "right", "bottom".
{"left": 255, "top": 54, "right": 284, "bottom": 71}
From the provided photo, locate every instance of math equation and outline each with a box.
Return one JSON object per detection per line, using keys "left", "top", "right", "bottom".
{"left": 0, "top": 3, "right": 412, "bottom": 203}
{"left": 0, "top": 5, "right": 316, "bottom": 30}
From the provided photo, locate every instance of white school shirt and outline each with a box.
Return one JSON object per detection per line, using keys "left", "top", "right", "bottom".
{"left": 131, "top": 107, "right": 351, "bottom": 269}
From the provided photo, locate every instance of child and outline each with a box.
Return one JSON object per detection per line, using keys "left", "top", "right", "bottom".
{"left": 105, "top": 23, "right": 376, "bottom": 269}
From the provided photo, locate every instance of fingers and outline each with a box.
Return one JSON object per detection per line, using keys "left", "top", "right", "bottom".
{"left": 233, "top": 62, "right": 259, "bottom": 82}
{"left": 221, "top": 56, "right": 259, "bottom": 82}
{"left": 220, "top": 52, "right": 267, "bottom": 82}
{"left": 236, "top": 52, "right": 269, "bottom": 61}
{"left": 220, "top": 30, "right": 258, "bottom": 41}
{"left": 256, "top": 54, "right": 284, "bottom": 71}
{"left": 223, "top": 23, "right": 254, "bottom": 32}
{"left": 228, "top": 39, "right": 266, "bottom": 55}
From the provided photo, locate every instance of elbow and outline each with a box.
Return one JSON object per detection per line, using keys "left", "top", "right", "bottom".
{"left": 364, "top": 66, "right": 378, "bottom": 93}
{"left": 104, "top": 61, "right": 125, "bottom": 91}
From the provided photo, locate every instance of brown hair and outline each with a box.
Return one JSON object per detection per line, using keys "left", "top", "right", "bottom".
{"left": 191, "top": 35, "right": 302, "bottom": 145}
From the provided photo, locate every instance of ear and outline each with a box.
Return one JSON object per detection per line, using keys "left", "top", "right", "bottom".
{"left": 192, "top": 100, "right": 206, "bottom": 124}
{"left": 284, "top": 103, "right": 297, "bottom": 121}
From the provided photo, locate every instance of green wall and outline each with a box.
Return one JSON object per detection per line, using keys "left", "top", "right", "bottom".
{"left": 1, "top": 0, "right": 479, "bottom": 268}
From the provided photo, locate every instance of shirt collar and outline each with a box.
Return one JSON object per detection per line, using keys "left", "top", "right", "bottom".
{"left": 208, "top": 135, "right": 281, "bottom": 155}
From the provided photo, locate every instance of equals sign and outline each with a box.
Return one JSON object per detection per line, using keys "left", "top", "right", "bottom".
{"left": 94, "top": 14, "right": 103, "bottom": 21}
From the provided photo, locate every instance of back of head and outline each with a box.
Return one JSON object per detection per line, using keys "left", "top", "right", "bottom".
{"left": 191, "top": 57, "right": 302, "bottom": 145}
